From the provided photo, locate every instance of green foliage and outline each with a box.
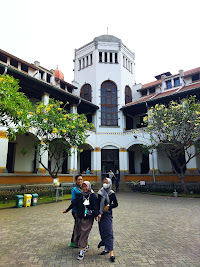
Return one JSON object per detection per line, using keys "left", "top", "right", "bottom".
{"left": 140, "top": 96, "right": 200, "bottom": 193}
{"left": 28, "top": 98, "right": 94, "bottom": 178}
{"left": 0, "top": 74, "right": 32, "bottom": 139}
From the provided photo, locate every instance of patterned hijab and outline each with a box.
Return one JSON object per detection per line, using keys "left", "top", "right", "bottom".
{"left": 82, "top": 181, "right": 94, "bottom": 196}
{"left": 98, "top": 178, "right": 114, "bottom": 214}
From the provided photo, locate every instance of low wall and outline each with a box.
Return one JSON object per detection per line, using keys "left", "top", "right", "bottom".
{"left": 0, "top": 174, "right": 99, "bottom": 185}
{"left": 123, "top": 174, "right": 200, "bottom": 182}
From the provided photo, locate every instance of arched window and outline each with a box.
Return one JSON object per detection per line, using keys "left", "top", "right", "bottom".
{"left": 101, "top": 81, "right": 118, "bottom": 126}
{"left": 125, "top": 86, "right": 132, "bottom": 104}
{"left": 80, "top": 84, "right": 92, "bottom": 102}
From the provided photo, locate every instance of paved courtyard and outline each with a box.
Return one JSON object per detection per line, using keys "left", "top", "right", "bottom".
{"left": 0, "top": 192, "right": 200, "bottom": 267}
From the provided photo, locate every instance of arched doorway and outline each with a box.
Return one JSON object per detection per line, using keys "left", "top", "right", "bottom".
{"left": 78, "top": 144, "right": 93, "bottom": 174}
{"left": 128, "top": 144, "right": 149, "bottom": 174}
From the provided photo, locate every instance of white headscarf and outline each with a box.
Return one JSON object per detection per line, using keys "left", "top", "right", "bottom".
{"left": 98, "top": 178, "right": 114, "bottom": 214}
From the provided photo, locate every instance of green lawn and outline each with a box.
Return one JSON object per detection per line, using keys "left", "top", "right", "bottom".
{"left": 0, "top": 194, "right": 71, "bottom": 209}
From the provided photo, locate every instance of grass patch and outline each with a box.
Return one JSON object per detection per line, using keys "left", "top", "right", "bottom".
{"left": 0, "top": 194, "right": 71, "bottom": 209}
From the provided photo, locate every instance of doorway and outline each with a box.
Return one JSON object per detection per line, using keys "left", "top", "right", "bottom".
{"left": 101, "top": 149, "right": 119, "bottom": 180}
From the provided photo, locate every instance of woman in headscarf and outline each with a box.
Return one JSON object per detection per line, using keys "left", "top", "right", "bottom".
{"left": 63, "top": 181, "right": 100, "bottom": 261}
{"left": 70, "top": 174, "right": 83, "bottom": 248}
{"left": 98, "top": 178, "right": 118, "bottom": 262}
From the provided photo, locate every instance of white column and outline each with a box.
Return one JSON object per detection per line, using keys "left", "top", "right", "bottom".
{"left": 149, "top": 149, "right": 159, "bottom": 176}
{"left": 0, "top": 131, "right": 8, "bottom": 173}
{"left": 185, "top": 146, "right": 199, "bottom": 174}
{"left": 96, "top": 148, "right": 101, "bottom": 180}
{"left": 68, "top": 147, "right": 77, "bottom": 174}
{"left": 37, "top": 149, "right": 48, "bottom": 174}
{"left": 119, "top": 149, "right": 128, "bottom": 180}
{"left": 70, "top": 104, "right": 77, "bottom": 114}
{"left": 42, "top": 93, "right": 50, "bottom": 105}
{"left": 102, "top": 52, "right": 105, "bottom": 63}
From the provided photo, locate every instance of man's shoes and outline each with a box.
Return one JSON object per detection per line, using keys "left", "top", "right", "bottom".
{"left": 77, "top": 250, "right": 85, "bottom": 260}
{"left": 110, "top": 256, "right": 115, "bottom": 262}
{"left": 70, "top": 242, "right": 76, "bottom": 247}
{"left": 100, "top": 250, "right": 109, "bottom": 255}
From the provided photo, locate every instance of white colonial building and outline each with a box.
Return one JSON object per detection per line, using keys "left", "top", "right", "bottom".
{"left": 0, "top": 34, "right": 200, "bottom": 185}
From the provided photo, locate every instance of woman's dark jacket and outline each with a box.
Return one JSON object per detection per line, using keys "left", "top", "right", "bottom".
{"left": 98, "top": 192, "right": 118, "bottom": 216}
{"left": 66, "top": 193, "right": 100, "bottom": 219}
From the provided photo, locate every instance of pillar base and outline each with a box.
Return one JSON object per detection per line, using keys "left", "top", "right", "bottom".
{"left": 149, "top": 169, "right": 160, "bottom": 174}
{"left": 36, "top": 168, "right": 46, "bottom": 174}
{"left": 185, "top": 168, "right": 199, "bottom": 174}
{"left": 0, "top": 167, "right": 8, "bottom": 174}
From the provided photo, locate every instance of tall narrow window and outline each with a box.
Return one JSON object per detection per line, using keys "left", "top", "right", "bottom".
{"left": 80, "top": 84, "right": 92, "bottom": 102}
{"left": 99, "top": 52, "right": 102, "bottom": 62}
{"left": 115, "top": 53, "right": 118, "bottom": 63}
{"left": 105, "top": 52, "right": 107, "bottom": 63}
{"left": 83, "top": 58, "right": 85, "bottom": 68}
{"left": 110, "top": 53, "right": 112, "bottom": 63}
{"left": 86, "top": 56, "right": 88, "bottom": 67}
{"left": 123, "top": 56, "right": 125, "bottom": 67}
{"left": 101, "top": 81, "right": 118, "bottom": 126}
{"left": 125, "top": 86, "right": 132, "bottom": 104}
{"left": 79, "top": 60, "right": 81, "bottom": 70}
{"left": 90, "top": 54, "right": 93, "bottom": 64}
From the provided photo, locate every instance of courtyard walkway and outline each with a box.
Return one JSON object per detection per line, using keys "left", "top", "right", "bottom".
{"left": 0, "top": 192, "right": 200, "bottom": 267}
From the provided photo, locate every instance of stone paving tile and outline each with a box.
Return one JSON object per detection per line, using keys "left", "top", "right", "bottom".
{"left": 0, "top": 192, "right": 200, "bottom": 267}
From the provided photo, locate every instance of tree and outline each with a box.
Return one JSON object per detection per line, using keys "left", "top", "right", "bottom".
{"left": 28, "top": 98, "right": 94, "bottom": 179}
{"left": 141, "top": 96, "right": 200, "bottom": 193}
{"left": 0, "top": 74, "right": 32, "bottom": 139}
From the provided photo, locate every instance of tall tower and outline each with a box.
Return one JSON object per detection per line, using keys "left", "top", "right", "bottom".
{"left": 73, "top": 35, "right": 135, "bottom": 178}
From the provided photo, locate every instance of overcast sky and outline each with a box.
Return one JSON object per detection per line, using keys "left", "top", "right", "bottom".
{"left": 1, "top": 0, "right": 199, "bottom": 85}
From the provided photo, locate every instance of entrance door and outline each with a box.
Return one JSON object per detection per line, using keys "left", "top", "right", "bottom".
{"left": 80, "top": 150, "right": 91, "bottom": 174}
{"left": 129, "top": 151, "right": 135, "bottom": 174}
{"left": 141, "top": 153, "right": 149, "bottom": 174}
{"left": 6, "top": 143, "right": 16, "bottom": 173}
{"left": 101, "top": 149, "right": 119, "bottom": 180}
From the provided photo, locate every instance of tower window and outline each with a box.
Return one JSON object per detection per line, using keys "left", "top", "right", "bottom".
{"left": 90, "top": 54, "right": 93, "bottom": 64}
{"left": 110, "top": 53, "right": 112, "bottom": 63}
{"left": 86, "top": 56, "right": 88, "bottom": 67}
{"left": 80, "top": 84, "right": 92, "bottom": 102}
{"left": 125, "top": 86, "right": 132, "bottom": 104}
{"left": 83, "top": 58, "right": 85, "bottom": 68}
{"left": 99, "top": 52, "right": 102, "bottom": 62}
{"left": 79, "top": 60, "right": 81, "bottom": 70}
{"left": 101, "top": 81, "right": 118, "bottom": 126}
{"left": 105, "top": 52, "right": 107, "bottom": 63}
{"left": 115, "top": 53, "right": 118, "bottom": 63}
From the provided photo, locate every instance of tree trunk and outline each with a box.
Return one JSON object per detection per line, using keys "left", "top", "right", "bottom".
{"left": 178, "top": 172, "right": 189, "bottom": 194}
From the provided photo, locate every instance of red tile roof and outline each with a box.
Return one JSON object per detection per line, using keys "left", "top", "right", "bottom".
{"left": 178, "top": 81, "right": 200, "bottom": 93}
{"left": 184, "top": 67, "right": 200, "bottom": 77}
{"left": 141, "top": 79, "right": 162, "bottom": 89}
{"left": 125, "top": 82, "right": 200, "bottom": 107}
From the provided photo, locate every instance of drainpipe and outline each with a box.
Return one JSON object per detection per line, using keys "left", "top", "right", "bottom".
{"left": 3, "top": 66, "right": 8, "bottom": 75}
